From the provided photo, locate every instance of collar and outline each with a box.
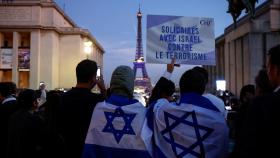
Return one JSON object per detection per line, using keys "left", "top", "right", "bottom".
{"left": 106, "top": 94, "right": 138, "bottom": 106}
{"left": 179, "top": 92, "right": 220, "bottom": 112}
{"left": 71, "top": 87, "right": 91, "bottom": 92}
{"left": 2, "top": 96, "right": 16, "bottom": 104}
{"left": 274, "top": 86, "right": 280, "bottom": 93}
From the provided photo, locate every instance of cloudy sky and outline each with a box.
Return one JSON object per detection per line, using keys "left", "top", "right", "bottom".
{"left": 55, "top": 0, "right": 265, "bottom": 86}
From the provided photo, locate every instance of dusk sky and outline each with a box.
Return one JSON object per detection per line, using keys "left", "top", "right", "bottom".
{"left": 55, "top": 0, "right": 265, "bottom": 86}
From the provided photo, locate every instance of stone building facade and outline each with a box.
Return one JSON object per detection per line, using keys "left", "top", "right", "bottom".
{"left": 0, "top": 0, "right": 104, "bottom": 89}
{"left": 205, "top": 0, "right": 280, "bottom": 97}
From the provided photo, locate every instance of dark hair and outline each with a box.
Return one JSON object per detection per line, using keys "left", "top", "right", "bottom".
{"left": 239, "top": 84, "right": 255, "bottom": 104}
{"left": 179, "top": 69, "right": 206, "bottom": 95}
{"left": 149, "top": 77, "right": 175, "bottom": 103}
{"left": 42, "top": 90, "right": 64, "bottom": 122}
{"left": 0, "top": 82, "right": 17, "bottom": 97}
{"left": 192, "top": 66, "right": 209, "bottom": 84}
{"left": 17, "top": 89, "right": 39, "bottom": 109}
{"left": 255, "top": 69, "right": 273, "bottom": 95}
{"left": 76, "top": 59, "right": 97, "bottom": 83}
{"left": 268, "top": 44, "right": 280, "bottom": 69}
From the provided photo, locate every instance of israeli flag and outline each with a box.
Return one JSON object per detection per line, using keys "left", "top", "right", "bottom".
{"left": 82, "top": 95, "right": 153, "bottom": 158}
{"left": 152, "top": 93, "right": 229, "bottom": 158}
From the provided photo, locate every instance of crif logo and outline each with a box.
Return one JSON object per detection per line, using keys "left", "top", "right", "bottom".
{"left": 200, "top": 19, "right": 212, "bottom": 26}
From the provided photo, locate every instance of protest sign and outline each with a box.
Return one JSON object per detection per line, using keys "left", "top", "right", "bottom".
{"left": 146, "top": 15, "right": 215, "bottom": 65}
{"left": 0, "top": 48, "right": 13, "bottom": 69}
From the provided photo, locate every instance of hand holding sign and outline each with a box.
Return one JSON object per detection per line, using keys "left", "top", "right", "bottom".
{"left": 167, "top": 59, "right": 175, "bottom": 73}
{"left": 167, "top": 59, "right": 180, "bottom": 73}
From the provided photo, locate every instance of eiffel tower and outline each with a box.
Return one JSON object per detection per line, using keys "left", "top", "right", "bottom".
{"left": 133, "top": 7, "right": 151, "bottom": 92}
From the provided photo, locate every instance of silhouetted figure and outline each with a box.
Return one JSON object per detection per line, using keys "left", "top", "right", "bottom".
{"left": 0, "top": 82, "right": 18, "bottom": 158}
{"left": 57, "top": 59, "right": 106, "bottom": 158}
{"left": 229, "top": 85, "right": 255, "bottom": 158}
{"left": 38, "top": 90, "right": 64, "bottom": 157}
{"left": 7, "top": 89, "right": 43, "bottom": 158}
{"left": 82, "top": 66, "right": 152, "bottom": 158}
{"left": 238, "top": 45, "right": 280, "bottom": 158}
{"left": 37, "top": 82, "right": 47, "bottom": 107}
{"left": 152, "top": 69, "right": 229, "bottom": 158}
{"left": 148, "top": 60, "right": 176, "bottom": 105}
{"left": 192, "top": 66, "right": 228, "bottom": 119}
{"left": 255, "top": 69, "right": 273, "bottom": 96}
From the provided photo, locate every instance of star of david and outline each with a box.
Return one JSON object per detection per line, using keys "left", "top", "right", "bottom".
{"left": 102, "top": 107, "right": 136, "bottom": 143}
{"left": 161, "top": 111, "right": 213, "bottom": 158}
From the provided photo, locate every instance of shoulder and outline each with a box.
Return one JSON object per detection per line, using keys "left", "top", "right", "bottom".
{"left": 203, "top": 93, "right": 223, "bottom": 103}
{"left": 252, "top": 93, "right": 275, "bottom": 106}
{"left": 251, "top": 93, "right": 280, "bottom": 111}
{"left": 89, "top": 93, "right": 105, "bottom": 102}
{"left": 153, "top": 99, "right": 181, "bottom": 120}
{"left": 153, "top": 98, "right": 173, "bottom": 111}
{"left": 203, "top": 93, "right": 226, "bottom": 115}
{"left": 2, "top": 100, "right": 17, "bottom": 106}
{"left": 62, "top": 89, "right": 104, "bottom": 100}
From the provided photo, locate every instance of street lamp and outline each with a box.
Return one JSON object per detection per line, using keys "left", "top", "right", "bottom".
{"left": 84, "top": 41, "right": 93, "bottom": 59}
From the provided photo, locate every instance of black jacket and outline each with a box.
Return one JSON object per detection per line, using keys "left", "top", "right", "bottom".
{"left": 238, "top": 89, "right": 280, "bottom": 158}
{"left": 7, "top": 109, "right": 44, "bottom": 158}
{"left": 0, "top": 99, "right": 17, "bottom": 158}
{"left": 57, "top": 87, "right": 104, "bottom": 158}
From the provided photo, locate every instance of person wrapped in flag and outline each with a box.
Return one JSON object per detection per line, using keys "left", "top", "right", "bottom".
{"left": 82, "top": 66, "right": 152, "bottom": 158}
{"left": 152, "top": 69, "right": 229, "bottom": 158}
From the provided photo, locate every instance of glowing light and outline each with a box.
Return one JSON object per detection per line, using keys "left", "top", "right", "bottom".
{"left": 84, "top": 41, "right": 93, "bottom": 55}
{"left": 216, "top": 80, "right": 226, "bottom": 91}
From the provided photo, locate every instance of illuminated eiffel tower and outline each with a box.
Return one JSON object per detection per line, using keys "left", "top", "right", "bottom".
{"left": 133, "top": 7, "right": 151, "bottom": 92}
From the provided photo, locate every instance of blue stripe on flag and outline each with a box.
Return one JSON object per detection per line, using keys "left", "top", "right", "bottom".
{"left": 82, "top": 144, "right": 152, "bottom": 158}
{"left": 106, "top": 94, "right": 138, "bottom": 106}
{"left": 146, "top": 101, "right": 156, "bottom": 130}
{"left": 153, "top": 144, "right": 168, "bottom": 158}
{"left": 179, "top": 93, "right": 220, "bottom": 112}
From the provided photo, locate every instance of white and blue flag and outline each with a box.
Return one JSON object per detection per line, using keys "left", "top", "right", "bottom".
{"left": 152, "top": 93, "right": 229, "bottom": 158}
{"left": 82, "top": 94, "right": 153, "bottom": 158}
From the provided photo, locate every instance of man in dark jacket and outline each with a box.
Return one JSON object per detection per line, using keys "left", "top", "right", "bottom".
{"left": 0, "top": 82, "right": 18, "bottom": 158}
{"left": 57, "top": 59, "right": 106, "bottom": 158}
{"left": 7, "top": 89, "right": 43, "bottom": 158}
{"left": 239, "top": 45, "right": 280, "bottom": 158}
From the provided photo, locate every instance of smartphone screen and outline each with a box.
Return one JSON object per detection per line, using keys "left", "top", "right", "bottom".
{"left": 97, "top": 67, "right": 101, "bottom": 77}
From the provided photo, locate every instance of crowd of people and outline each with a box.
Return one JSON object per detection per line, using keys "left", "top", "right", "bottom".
{"left": 1, "top": 44, "right": 280, "bottom": 158}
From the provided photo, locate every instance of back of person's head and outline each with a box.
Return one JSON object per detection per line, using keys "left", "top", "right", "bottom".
{"left": 6, "top": 82, "right": 17, "bottom": 95}
{"left": 0, "top": 82, "right": 8, "bottom": 98}
{"left": 76, "top": 59, "right": 97, "bottom": 83}
{"left": 17, "top": 89, "right": 39, "bottom": 109}
{"left": 0, "top": 82, "right": 16, "bottom": 98}
{"left": 43, "top": 90, "right": 63, "bottom": 113}
{"left": 230, "top": 97, "right": 239, "bottom": 111}
{"left": 192, "top": 66, "right": 209, "bottom": 84}
{"left": 110, "top": 65, "right": 134, "bottom": 98}
{"left": 0, "top": 82, "right": 5, "bottom": 101}
{"left": 179, "top": 69, "right": 206, "bottom": 95}
{"left": 268, "top": 45, "right": 280, "bottom": 70}
{"left": 267, "top": 45, "right": 280, "bottom": 88}
{"left": 39, "top": 81, "right": 46, "bottom": 90}
{"left": 149, "top": 77, "right": 175, "bottom": 103}
{"left": 45, "top": 90, "right": 63, "bottom": 106}
{"left": 239, "top": 84, "right": 255, "bottom": 104}
{"left": 255, "top": 69, "right": 273, "bottom": 96}
{"left": 163, "top": 80, "right": 175, "bottom": 97}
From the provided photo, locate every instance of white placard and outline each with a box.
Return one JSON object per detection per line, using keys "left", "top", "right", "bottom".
{"left": 0, "top": 48, "right": 13, "bottom": 69}
{"left": 146, "top": 15, "right": 216, "bottom": 65}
